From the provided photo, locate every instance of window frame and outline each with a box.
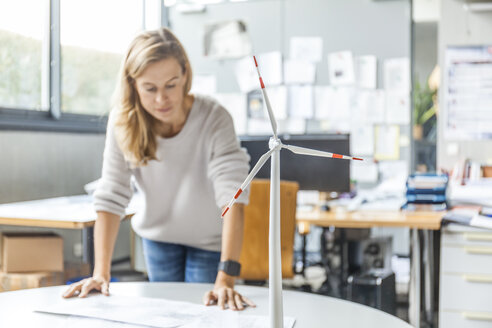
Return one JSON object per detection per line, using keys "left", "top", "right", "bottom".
{"left": 0, "top": 0, "right": 168, "bottom": 134}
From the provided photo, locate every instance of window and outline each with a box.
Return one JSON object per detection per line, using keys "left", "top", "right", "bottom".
{"left": 60, "top": 0, "right": 144, "bottom": 116}
{"left": 0, "top": 0, "right": 165, "bottom": 132}
{"left": 0, "top": 0, "right": 46, "bottom": 111}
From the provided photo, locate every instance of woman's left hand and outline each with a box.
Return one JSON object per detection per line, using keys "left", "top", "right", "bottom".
{"left": 202, "top": 277, "right": 255, "bottom": 311}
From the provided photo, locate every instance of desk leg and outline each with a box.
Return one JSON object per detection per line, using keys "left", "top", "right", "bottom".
{"left": 409, "top": 228, "right": 421, "bottom": 328}
{"left": 339, "top": 228, "right": 347, "bottom": 298}
{"left": 82, "top": 226, "right": 95, "bottom": 271}
{"left": 423, "top": 230, "right": 434, "bottom": 325}
{"left": 301, "top": 234, "right": 307, "bottom": 276}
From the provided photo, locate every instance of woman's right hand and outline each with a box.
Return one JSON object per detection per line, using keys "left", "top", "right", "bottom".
{"left": 62, "top": 275, "right": 110, "bottom": 298}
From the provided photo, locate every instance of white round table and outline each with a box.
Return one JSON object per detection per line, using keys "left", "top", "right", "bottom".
{"left": 0, "top": 282, "right": 411, "bottom": 328}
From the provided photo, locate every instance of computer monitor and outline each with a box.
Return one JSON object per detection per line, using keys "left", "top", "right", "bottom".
{"left": 240, "top": 134, "right": 351, "bottom": 192}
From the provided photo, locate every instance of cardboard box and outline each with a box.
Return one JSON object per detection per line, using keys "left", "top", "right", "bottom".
{"left": 0, "top": 271, "right": 64, "bottom": 292}
{"left": 0, "top": 262, "right": 91, "bottom": 292}
{"left": 1, "top": 232, "right": 64, "bottom": 273}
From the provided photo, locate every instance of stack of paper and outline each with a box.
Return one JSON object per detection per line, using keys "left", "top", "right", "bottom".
{"left": 448, "top": 180, "right": 492, "bottom": 207}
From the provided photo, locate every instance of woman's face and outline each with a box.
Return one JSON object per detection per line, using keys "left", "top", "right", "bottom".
{"left": 134, "top": 57, "right": 187, "bottom": 127}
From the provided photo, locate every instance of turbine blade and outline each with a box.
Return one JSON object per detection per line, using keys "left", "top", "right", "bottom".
{"left": 221, "top": 148, "right": 275, "bottom": 218}
{"left": 282, "top": 144, "right": 363, "bottom": 161}
{"left": 253, "top": 56, "right": 278, "bottom": 138}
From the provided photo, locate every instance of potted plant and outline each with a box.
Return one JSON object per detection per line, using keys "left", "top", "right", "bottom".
{"left": 413, "top": 79, "right": 437, "bottom": 140}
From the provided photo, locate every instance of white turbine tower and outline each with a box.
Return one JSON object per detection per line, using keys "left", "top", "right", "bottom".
{"left": 222, "top": 56, "right": 363, "bottom": 328}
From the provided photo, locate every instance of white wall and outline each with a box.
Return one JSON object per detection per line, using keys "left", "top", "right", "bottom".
{"left": 414, "top": 22, "right": 438, "bottom": 85}
{"left": 0, "top": 131, "right": 103, "bottom": 203}
{"left": 0, "top": 131, "right": 131, "bottom": 263}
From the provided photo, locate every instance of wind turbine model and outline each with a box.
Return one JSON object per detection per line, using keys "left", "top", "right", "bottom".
{"left": 222, "top": 56, "right": 363, "bottom": 328}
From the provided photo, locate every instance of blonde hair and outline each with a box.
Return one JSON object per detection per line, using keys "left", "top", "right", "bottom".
{"left": 112, "top": 28, "right": 193, "bottom": 167}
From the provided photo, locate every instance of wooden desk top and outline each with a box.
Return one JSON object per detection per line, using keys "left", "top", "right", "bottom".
{"left": 1, "top": 194, "right": 443, "bottom": 231}
{"left": 296, "top": 209, "right": 444, "bottom": 230}
{"left": 0, "top": 195, "right": 139, "bottom": 230}
{"left": 0, "top": 217, "right": 94, "bottom": 229}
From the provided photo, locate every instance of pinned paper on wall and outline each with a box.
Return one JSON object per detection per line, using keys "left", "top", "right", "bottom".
{"left": 234, "top": 56, "right": 258, "bottom": 93}
{"left": 351, "top": 160, "right": 379, "bottom": 184}
{"left": 235, "top": 53, "right": 284, "bottom": 93}
{"left": 314, "top": 86, "right": 334, "bottom": 120}
{"left": 378, "top": 160, "right": 408, "bottom": 181}
{"left": 269, "top": 86, "right": 288, "bottom": 120}
{"left": 289, "top": 36, "right": 323, "bottom": 62}
{"left": 284, "top": 59, "right": 316, "bottom": 84}
{"left": 247, "top": 90, "right": 264, "bottom": 119}
{"left": 399, "top": 134, "right": 410, "bottom": 147}
{"left": 330, "top": 87, "right": 353, "bottom": 121}
{"left": 191, "top": 75, "right": 217, "bottom": 95}
{"left": 247, "top": 118, "right": 274, "bottom": 136}
{"left": 385, "top": 90, "right": 410, "bottom": 124}
{"left": 356, "top": 55, "right": 377, "bottom": 89}
{"left": 374, "top": 125, "right": 400, "bottom": 160}
{"left": 315, "top": 120, "right": 351, "bottom": 133}
{"left": 246, "top": 86, "right": 287, "bottom": 120}
{"left": 356, "top": 90, "right": 385, "bottom": 124}
{"left": 446, "top": 142, "right": 459, "bottom": 156}
{"left": 214, "top": 93, "right": 247, "bottom": 135}
{"left": 204, "top": 20, "right": 252, "bottom": 59}
{"left": 257, "top": 51, "right": 283, "bottom": 86}
{"left": 351, "top": 125, "right": 374, "bottom": 156}
{"left": 328, "top": 51, "right": 355, "bottom": 86}
{"left": 384, "top": 57, "right": 410, "bottom": 91}
{"left": 278, "top": 118, "right": 306, "bottom": 135}
{"left": 289, "top": 85, "right": 314, "bottom": 119}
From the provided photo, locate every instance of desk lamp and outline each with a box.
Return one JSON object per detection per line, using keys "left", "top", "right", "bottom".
{"left": 222, "top": 56, "right": 363, "bottom": 328}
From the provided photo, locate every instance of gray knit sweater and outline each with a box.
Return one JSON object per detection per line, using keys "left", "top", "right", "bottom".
{"left": 93, "top": 95, "right": 250, "bottom": 251}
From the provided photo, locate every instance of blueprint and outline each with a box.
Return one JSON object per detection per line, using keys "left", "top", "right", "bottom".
{"left": 35, "top": 295, "right": 296, "bottom": 328}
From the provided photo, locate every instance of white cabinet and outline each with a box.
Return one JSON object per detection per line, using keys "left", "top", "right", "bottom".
{"left": 440, "top": 224, "right": 492, "bottom": 327}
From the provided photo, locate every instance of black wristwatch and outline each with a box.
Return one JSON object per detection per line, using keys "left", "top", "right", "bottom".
{"left": 218, "top": 260, "right": 241, "bottom": 276}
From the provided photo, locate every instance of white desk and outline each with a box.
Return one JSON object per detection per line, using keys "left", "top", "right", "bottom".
{"left": 0, "top": 282, "right": 411, "bottom": 328}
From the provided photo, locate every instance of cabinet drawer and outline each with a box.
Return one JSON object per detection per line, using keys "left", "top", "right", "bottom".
{"left": 441, "top": 244, "right": 492, "bottom": 274}
{"left": 440, "top": 311, "right": 492, "bottom": 328}
{"left": 443, "top": 230, "right": 492, "bottom": 246}
{"left": 440, "top": 273, "right": 492, "bottom": 312}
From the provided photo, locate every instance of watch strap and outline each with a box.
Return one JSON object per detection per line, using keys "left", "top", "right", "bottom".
{"left": 218, "top": 260, "right": 241, "bottom": 276}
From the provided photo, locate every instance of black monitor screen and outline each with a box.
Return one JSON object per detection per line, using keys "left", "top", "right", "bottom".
{"left": 240, "top": 134, "right": 350, "bottom": 192}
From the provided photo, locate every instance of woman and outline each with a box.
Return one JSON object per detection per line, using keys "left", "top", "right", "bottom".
{"left": 63, "top": 28, "right": 254, "bottom": 311}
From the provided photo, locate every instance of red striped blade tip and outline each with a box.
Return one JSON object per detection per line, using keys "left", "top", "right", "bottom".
{"left": 259, "top": 77, "right": 265, "bottom": 89}
{"left": 353, "top": 157, "right": 363, "bottom": 161}
{"left": 234, "top": 189, "right": 243, "bottom": 199}
{"left": 253, "top": 56, "right": 258, "bottom": 67}
{"left": 221, "top": 207, "right": 230, "bottom": 217}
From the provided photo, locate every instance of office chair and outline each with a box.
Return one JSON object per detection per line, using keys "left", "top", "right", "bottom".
{"left": 239, "top": 179, "right": 299, "bottom": 281}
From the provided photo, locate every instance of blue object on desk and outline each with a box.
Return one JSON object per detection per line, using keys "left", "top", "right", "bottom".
{"left": 404, "top": 173, "right": 449, "bottom": 210}
{"left": 481, "top": 207, "right": 492, "bottom": 217}
{"left": 406, "top": 194, "right": 447, "bottom": 203}
{"left": 401, "top": 203, "right": 447, "bottom": 211}
{"left": 406, "top": 186, "right": 446, "bottom": 195}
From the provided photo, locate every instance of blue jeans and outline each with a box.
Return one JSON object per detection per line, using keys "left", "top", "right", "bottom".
{"left": 142, "top": 238, "right": 221, "bottom": 283}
